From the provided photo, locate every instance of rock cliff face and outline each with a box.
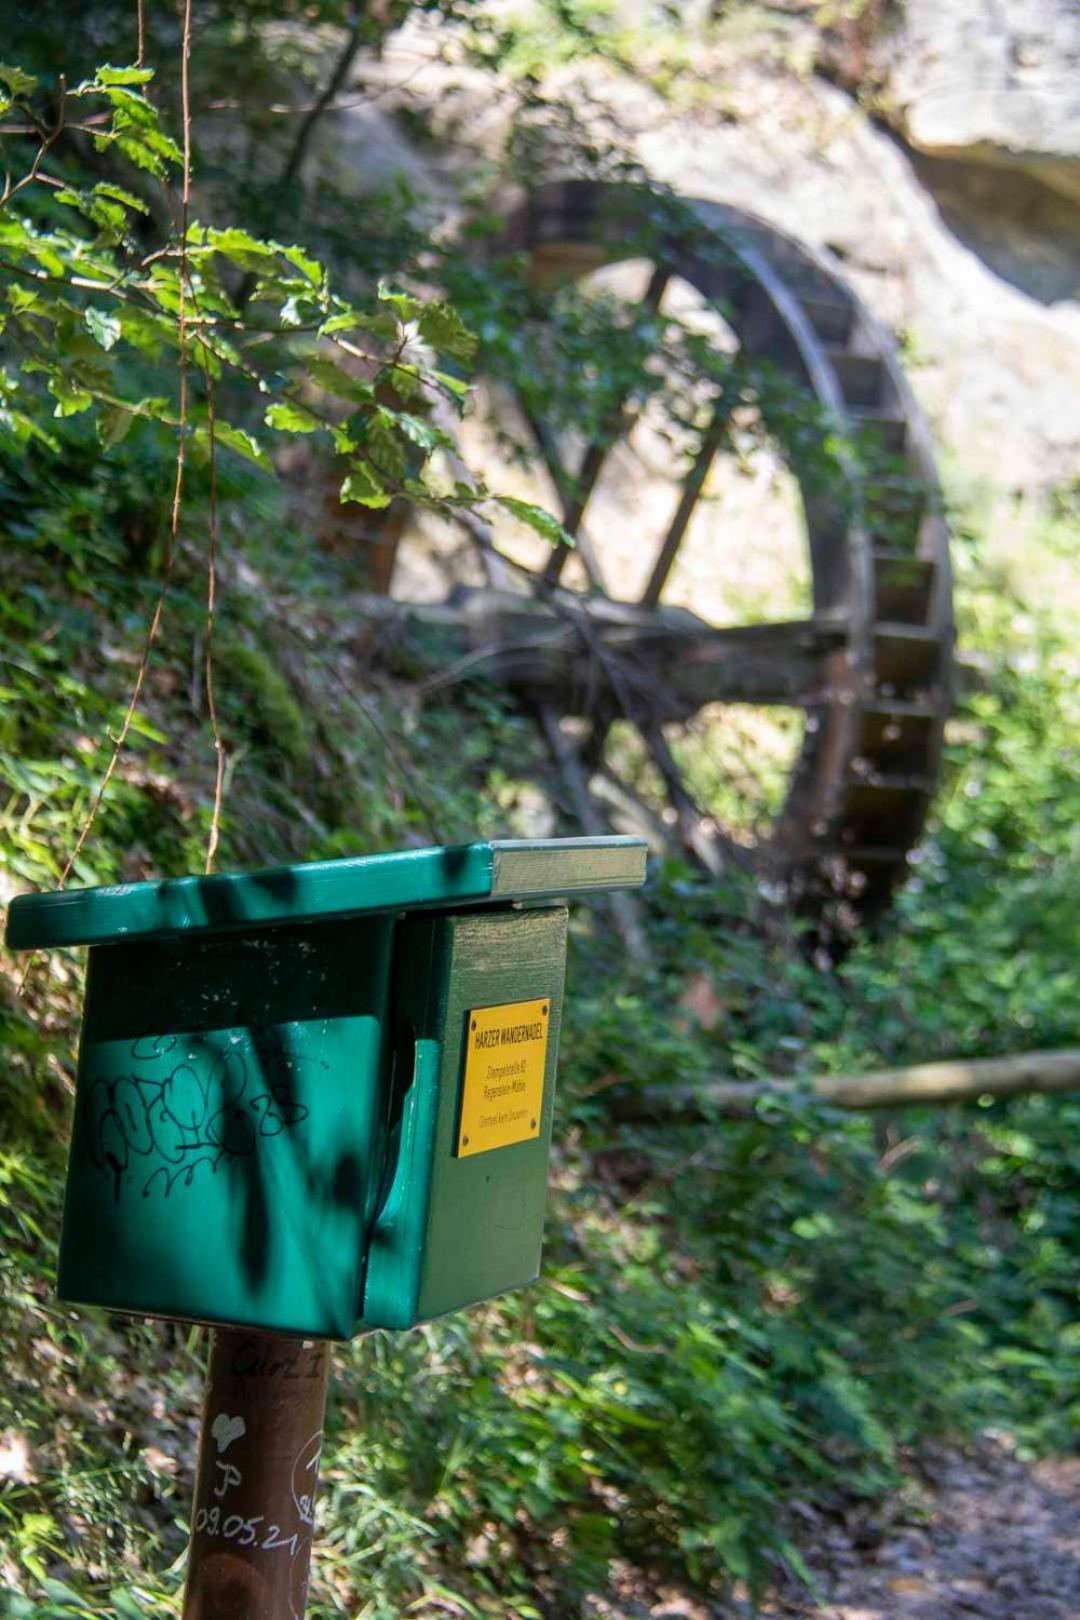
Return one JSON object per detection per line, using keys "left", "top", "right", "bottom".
{"left": 870, "top": 0, "right": 1080, "bottom": 205}
{"left": 334, "top": 6, "right": 1080, "bottom": 605}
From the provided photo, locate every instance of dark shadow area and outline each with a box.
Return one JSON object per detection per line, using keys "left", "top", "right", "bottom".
{"left": 59, "top": 914, "right": 397, "bottom": 1334}
{"left": 909, "top": 152, "right": 1080, "bottom": 307}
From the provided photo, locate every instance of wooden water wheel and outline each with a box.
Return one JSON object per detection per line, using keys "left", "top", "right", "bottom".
{"left": 380, "top": 181, "right": 954, "bottom": 935}
{"left": 463, "top": 180, "right": 955, "bottom": 933}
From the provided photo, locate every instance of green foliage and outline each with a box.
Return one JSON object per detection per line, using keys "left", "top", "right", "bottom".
{"left": 218, "top": 636, "right": 311, "bottom": 770}
{"left": 0, "top": 6, "right": 1077, "bottom": 1617}
{"left": 2, "top": 403, "right": 1076, "bottom": 1612}
{"left": 0, "top": 58, "right": 566, "bottom": 551}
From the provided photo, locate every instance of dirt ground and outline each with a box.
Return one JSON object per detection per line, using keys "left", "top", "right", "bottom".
{"left": 586, "top": 1436, "right": 1079, "bottom": 1620}
{"left": 759, "top": 1437, "right": 1080, "bottom": 1620}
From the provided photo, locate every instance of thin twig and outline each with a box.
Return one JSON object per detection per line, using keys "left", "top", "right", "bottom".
{"left": 136, "top": 0, "right": 146, "bottom": 70}
{"left": 0, "top": 77, "right": 65, "bottom": 211}
{"left": 201, "top": 362, "right": 226, "bottom": 872}
{"left": 236, "top": 11, "right": 367, "bottom": 310}
{"left": 204, "top": 55, "right": 438, "bottom": 118}
{"left": 277, "top": 12, "right": 366, "bottom": 193}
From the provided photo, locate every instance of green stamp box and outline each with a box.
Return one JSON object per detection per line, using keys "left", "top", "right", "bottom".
{"left": 5, "top": 837, "right": 646, "bottom": 1338}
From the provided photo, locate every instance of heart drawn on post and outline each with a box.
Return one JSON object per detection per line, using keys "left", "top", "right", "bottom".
{"left": 211, "top": 1413, "right": 246, "bottom": 1454}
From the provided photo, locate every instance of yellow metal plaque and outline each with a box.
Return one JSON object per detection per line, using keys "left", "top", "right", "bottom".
{"left": 457, "top": 997, "right": 550, "bottom": 1158}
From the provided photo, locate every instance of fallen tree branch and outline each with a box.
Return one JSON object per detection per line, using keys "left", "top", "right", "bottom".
{"left": 612, "top": 1048, "right": 1080, "bottom": 1120}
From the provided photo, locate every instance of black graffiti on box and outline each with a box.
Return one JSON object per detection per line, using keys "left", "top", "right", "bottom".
{"left": 83, "top": 1033, "right": 309, "bottom": 1200}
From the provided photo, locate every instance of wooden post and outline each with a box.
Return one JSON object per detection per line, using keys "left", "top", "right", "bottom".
{"left": 183, "top": 1329, "right": 330, "bottom": 1620}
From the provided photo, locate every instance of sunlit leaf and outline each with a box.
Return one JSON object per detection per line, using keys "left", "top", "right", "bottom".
{"left": 340, "top": 463, "right": 390, "bottom": 509}
{"left": 48, "top": 375, "right": 94, "bottom": 417}
{"left": 391, "top": 411, "right": 446, "bottom": 452}
{"left": 376, "top": 279, "right": 420, "bottom": 323}
{"left": 117, "top": 308, "right": 176, "bottom": 359}
{"left": 94, "top": 64, "right": 155, "bottom": 87}
{"left": 84, "top": 307, "right": 121, "bottom": 351}
{"left": 0, "top": 63, "right": 38, "bottom": 97}
{"left": 0, "top": 218, "right": 29, "bottom": 249}
{"left": 281, "top": 243, "right": 323, "bottom": 286}
{"left": 208, "top": 421, "right": 272, "bottom": 470}
{"left": 8, "top": 286, "right": 41, "bottom": 315}
{"left": 91, "top": 180, "right": 149, "bottom": 214}
{"left": 417, "top": 301, "right": 476, "bottom": 364}
{"left": 265, "top": 400, "right": 322, "bottom": 433}
{"left": 492, "top": 495, "right": 574, "bottom": 549}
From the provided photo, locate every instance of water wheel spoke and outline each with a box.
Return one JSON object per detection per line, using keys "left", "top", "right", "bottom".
{"left": 541, "top": 264, "right": 671, "bottom": 589}
{"left": 641, "top": 413, "right": 726, "bottom": 608}
{"left": 521, "top": 406, "right": 610, "bottom": 592}
{"left": 580, "top": 714, "right": 614, "bottom": 773}
{"left": 637, "top": 722, "right": 734, "bottom": 877}
{"left": 537, "top": 705, "right": 651, "bottom": 965}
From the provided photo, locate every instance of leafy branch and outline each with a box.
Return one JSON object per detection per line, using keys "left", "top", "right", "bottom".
{"left": 0, "top": 59, "right": 567, "bottom": 546}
